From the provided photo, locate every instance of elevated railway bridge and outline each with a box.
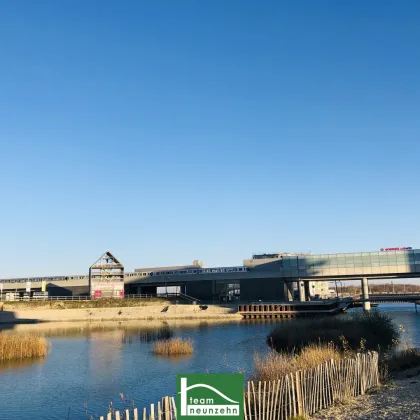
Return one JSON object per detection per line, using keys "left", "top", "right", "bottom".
{"left": 1, "top": 248, "right": 420, "bottom": 309}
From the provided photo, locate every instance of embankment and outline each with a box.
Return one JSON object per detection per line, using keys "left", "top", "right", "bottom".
{"left": 0, "top": 302, "right": 241, "bottom": 323}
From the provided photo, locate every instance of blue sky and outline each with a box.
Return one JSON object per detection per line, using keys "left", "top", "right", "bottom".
{"left": 0, "top": 1, "right": 419, "bottom": 277}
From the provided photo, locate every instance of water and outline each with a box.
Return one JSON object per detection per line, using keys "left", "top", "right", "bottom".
{"left": 0, "top": 304, "right": 419, "bottom": 420}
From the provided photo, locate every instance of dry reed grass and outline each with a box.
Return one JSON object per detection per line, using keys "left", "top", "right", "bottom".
{"left": 0, "top": 334, "right": 48, "bottom": 361}
{"left": 252, "top": 343, "right": 342, "bottom": 382}
{"left": 152, "top": 338, "right": 193, "bottom": 356}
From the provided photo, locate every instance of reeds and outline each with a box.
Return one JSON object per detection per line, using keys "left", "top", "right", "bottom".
{"left": 252, "top": 343, "right": 342, "bottom": 382}
{"left": 0, "top": 334, "right": 48, "bottom": 361}
{"left": 152, "top": 338, "right": 193, "bottom": 356}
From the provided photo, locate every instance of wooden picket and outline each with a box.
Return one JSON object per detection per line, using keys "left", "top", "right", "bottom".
{"left": 244, "top": 352, "right": 379, "bottom": 419}
{"left": 99, "top": 351, "right": 379, "bottom": 420}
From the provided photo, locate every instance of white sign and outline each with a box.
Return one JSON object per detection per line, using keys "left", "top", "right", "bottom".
{"left": 26, "top": 281, "right": 31, "bottom": 293}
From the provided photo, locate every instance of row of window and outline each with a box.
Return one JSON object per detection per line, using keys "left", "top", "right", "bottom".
{"left": 150, "top": 267, "right": 248, "bottom": 276}
{"left": 282, "top": 261, "right": 418, "bottom": 269}
{"left": 126, "top": 272, "right": 150, "bottom": 277}
{"left": 0, "top": 276, "right": 88, "bottom": 283}
{"left": 1, "top": 267, "right": 250, "bottom": 284}
{"left": 297, "top": 250, "right": 419, "bottom": 260}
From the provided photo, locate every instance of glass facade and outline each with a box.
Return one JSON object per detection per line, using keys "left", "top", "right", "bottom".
{"left": 279, "top": 249, "right": 420, "bottom": 278}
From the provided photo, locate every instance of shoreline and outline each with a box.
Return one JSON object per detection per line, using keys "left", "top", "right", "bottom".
{"left": 0, "top": 303, "right": 242, "bottom": 324}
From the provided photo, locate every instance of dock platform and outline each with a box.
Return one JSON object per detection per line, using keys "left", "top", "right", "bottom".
{"left": 238, "top": 301, "right": 347, "bottom": 319}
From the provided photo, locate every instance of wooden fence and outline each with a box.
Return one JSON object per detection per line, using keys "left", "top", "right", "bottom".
{"left": 243, "top": 351, "right": 379, "bottom": 419}
{"left": 99, "top": 396, "right": 176, "bottom": 420}
{"left": 99, "top": 352, "right": 379, "bottom": 420}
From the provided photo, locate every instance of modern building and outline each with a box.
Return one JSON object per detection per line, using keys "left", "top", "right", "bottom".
{"left": 1, "top": 247, "right": 419, "bottom": 302}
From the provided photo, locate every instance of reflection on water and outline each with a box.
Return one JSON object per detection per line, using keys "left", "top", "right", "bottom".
{"left": 153, "top": 353, "right": 193, "bottom": 363}
{"left": 0, "top": 357, "right": 46, "bottom": 373}
{"left": 0, "top": 305, "right": 418, "bottom": 420}
{"left": 1, "top": 321, "right": 175, "bottom": 342}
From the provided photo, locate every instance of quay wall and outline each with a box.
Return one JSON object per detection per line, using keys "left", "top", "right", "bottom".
{"left": 0, "top": 304, "right": 241, "bottom": 323}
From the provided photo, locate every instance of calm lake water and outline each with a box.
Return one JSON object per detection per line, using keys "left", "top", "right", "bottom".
{"left": 0, "top": 303, "right": 419, "bottom": 420}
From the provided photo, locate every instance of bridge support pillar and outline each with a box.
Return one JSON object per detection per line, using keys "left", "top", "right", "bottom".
{"left": 304, "top": 281, "right": 311, "bottom": 301}
{"left": 298, "top": 280, "right": 306, "bottom": 302}
{"left": 361, "top": 277, "right": 371, "bottom": 311}
{"left": 284, "top": 282, "right": 294, "bottom": 301}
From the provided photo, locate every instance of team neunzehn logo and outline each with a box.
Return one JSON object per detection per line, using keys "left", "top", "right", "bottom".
{"left": 176, "top": 374, "right": 244, "bottom": 419}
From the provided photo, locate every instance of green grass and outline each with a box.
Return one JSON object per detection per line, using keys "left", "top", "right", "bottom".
{"left": 268, "top": 311, "right": 399, "bottom": 353}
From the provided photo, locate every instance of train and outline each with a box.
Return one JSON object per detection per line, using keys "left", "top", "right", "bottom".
{"left": 0, "top": 266, "right": 250, "bottom": 283}
{"left": 0, "top": 275, "right": 88, "bottom": 283}
{"left": 149, "top": 266, "right": 248, "bottom": 276}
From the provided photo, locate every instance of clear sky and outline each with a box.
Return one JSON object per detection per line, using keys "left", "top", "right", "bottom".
{"left": 0, "top": 1, "right": 419, "bottom": 277}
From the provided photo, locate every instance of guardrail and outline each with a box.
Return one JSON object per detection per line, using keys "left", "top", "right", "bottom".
{"left": 123, "top": 294, "right": 157, "bottom": 299}
{"left": 0, "top": 292, "right": 202, "bottom": 303}
{"left": 1, "top": 296, "right": 91, "bottom": 302}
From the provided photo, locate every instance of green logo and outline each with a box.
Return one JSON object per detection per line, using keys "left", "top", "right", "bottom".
{"left": 176, "top": 373, "right": 244, "bottom": 419}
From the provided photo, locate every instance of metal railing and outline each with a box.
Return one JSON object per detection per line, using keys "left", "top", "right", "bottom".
{"left": 123, "top": 294, "right": 157, "bottom": 299}
{"left": 0, "top": 292, "right": 202, "bottom": 303}
{"left": 1, "top": 296, "right": 91, "bottom": 302}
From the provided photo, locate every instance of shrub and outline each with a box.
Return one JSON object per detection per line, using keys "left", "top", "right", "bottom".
{"left": 0, "top": 334, "right": 48, "bottom": 361}
{"left": 152, "top": 338, "right": 193, "bottom": 356}
{"left": 268, "top": 311, "right": 399, "bottom": 353}
{"left": 251, "top": 343, "right": 342, "bottom": 382}
{"left": 383, "top": 347, "right": 420, "bottom": 378}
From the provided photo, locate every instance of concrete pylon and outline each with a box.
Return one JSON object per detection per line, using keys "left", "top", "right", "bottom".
{"left": 298, "top": 280, "right": 306, "bottom": 302}
{"left": 361, "top": 277, "right": 371, "bottom": 311}
{"left": 284, "top": 282, "right": 294, "bottom": 301}
{"left": 304, "top": 281, "right": 311, "bottom": 301}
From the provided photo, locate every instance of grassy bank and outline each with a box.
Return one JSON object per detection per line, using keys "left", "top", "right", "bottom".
{"left": 3, "top": 297, "right": 170, "bottom": 310}
{"left": 268, "top": 311, "right": 399, "bottom": 352}
{"left": 267, "top": 311, "right": 420, "bottom": 382}
{"left": 0, "top": 334, "right": 48, "bottom": 361}
{"left": 152, "top": 338, "right": 193, "bottom": 356}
